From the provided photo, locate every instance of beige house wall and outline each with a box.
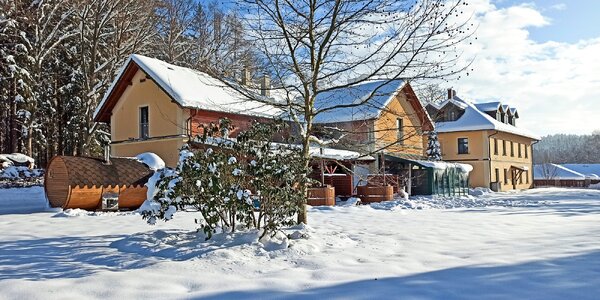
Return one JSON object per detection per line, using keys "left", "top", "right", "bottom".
{"left": 488, "top": 131, "right": 535, "bottom": 191}
{"left": 110, "top": 70, "right": 184, "bottom": 141}
{"left": 437, "top": 130, "right": 491, "bottom": 188}
{"left": 109, "top": 69, "right": 187, "bottom": 167}
{"left": 374, "top": 92, "right": 426, "bottom": 157}
{"left": 111, "top": 137, "right": 185, "bottom": 168}
{"left": 438, "top": 129, "right": 535, "bottom": 191}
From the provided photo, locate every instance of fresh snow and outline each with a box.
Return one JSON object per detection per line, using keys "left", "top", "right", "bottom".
{"left": 561, "top": 164, "right": 600, "bottom": 179}
{"left": 533, "top": 163, "right": 587, "bottom": 180}
{"left": 432, "top": 96, "right": 540, "bottom": 140}
{"left": 0, "top": 153, "right": 35, "bottom": 166}
{"left": 135, "top": 152, "right": 166, "bottom": 171}
{"left": 0, "top": 188, "right": 600, "bottom": 299}
{"left": 94, "top": 54, "right": 283, "bottom": 120}
{"left": 0, "top": 187, "right": 52, "bottom": 214}
{"left": 312, "top": 79, "right": 406, "bottom": 123}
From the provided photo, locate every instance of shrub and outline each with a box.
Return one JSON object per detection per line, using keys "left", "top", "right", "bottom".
{"left": 140, "top": 119, "right": 310, "bottom": 239}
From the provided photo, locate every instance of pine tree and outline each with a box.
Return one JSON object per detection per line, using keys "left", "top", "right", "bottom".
{"left": 426, "top": 131, "right": 442, "bottom": 161}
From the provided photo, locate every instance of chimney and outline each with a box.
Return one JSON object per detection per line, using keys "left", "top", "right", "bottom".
{"left": 241, "top": 67, "right": 251, "bottom": 86}
{"left": 103, "top": 143, "right": 111, "bottom": 165}
{"left": 447, "top": 88, "right": 456, "bottom": 99}
{"left": 260, "top": 74, "right": 270, "bottom": 97}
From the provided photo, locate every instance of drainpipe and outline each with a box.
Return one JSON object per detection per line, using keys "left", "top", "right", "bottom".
{"left": 487, "top": 130, "right": 500, "bottom": 190}
{"left": 531, "top": 139, "right": 541, "bottom": 187}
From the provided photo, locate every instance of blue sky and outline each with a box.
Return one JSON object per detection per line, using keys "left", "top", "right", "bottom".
{"left": 493, "top": 1, "right": 600, "bottom": 43}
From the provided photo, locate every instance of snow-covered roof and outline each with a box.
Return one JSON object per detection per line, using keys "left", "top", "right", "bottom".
{"left": 415, "top": 160, "right": 473, "bottom": 173}
{"left": 308, "top": 147, "right": 374, "bottom": 161}
{"left": 430, "top": 98, "right": 468, "bottom": 110}
{"left": 474, "top": 102, "right": 501, "bottom": 112}
{"left": 94, "top": 54, "right": 283, "bottom": 121}
{"left": 560, "top": 164, "right": 600, "bottom": 179}
{"left": 193, "top": 136, "right": 374, "bottom": 162}
{"left": 433, "top": 96, "right": 540, "bottom": 140}
{"left": 0, "top": 153, "right": 34, "bottom": 164}
{"left": 311, "top": 79, "right": 406, "bottom": 123}
{"left": 533, "top": 163, "right": 586, "bottom": 180}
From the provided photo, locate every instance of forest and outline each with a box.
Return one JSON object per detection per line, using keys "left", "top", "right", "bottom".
{"left": 534, "top": 132, "right": 600, "bottom": 164}
{"left": 0, "top": 0, "right": 263, "bottom": 166}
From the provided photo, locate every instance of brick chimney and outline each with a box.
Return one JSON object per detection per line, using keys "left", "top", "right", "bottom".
{"left": 447, "top": 88, "right": 456, "bottom": 99}
{"left": 260, "top": 75, "right": 270, "bottom": 97}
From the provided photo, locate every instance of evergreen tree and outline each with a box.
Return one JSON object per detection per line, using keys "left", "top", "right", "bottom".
{"left": 426, "top": 131, "right": 442, "bottom": 161}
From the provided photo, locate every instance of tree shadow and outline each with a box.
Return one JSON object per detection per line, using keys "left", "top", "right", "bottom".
{"left": 109, "top": 228, "right": 286, "bottom": 261}
{"left": 0, "top": 234, "right": 158, "bottom": 280}
{"left": 457, "top": 188, "right": 600, "bottom": 217}
{"left": 195, "top": 251, "right": 600, "bottom": 300}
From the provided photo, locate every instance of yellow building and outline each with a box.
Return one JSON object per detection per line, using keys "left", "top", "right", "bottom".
{"left": 425, "top": 90, "right": 540, "bottom": 191}
{"left": 93, "top": 54, "right": 281, "bottom": 167}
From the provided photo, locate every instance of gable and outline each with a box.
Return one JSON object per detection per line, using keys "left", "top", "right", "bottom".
{"left": 94, "top": 54, "right": 282, "bottom": 123}
{"left": 110, "top": 69, "right": 184, "bottom": 142}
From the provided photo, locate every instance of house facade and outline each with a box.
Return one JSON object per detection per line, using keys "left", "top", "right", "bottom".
{"left": 93, "top": 54, "right": 280, "bottom": 167}
{"left": 426, "top": 90, "right": 540, "bottom": 191}
{"left": 94, "top": 54, "right": 471, "bottom": 197}
{"left": 312, "top": 81, "right": 471, "bottom": 196}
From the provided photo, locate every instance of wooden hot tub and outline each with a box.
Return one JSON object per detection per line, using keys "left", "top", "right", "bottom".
{"left": 44, "top": 156, "right": 153, "bottom": 210}
{"left": 356, "top": 185, "right": 394, "bottom": 203}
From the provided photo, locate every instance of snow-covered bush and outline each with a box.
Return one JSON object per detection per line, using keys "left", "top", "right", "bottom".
{"left": 140, "top": 119, "right": 310, "bottom": 239}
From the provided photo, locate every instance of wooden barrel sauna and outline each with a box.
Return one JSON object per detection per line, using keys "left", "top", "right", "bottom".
{"left": 307, "top": 185, "right": 335, "bottom": 206}
{"left": 44, "top": 156, "right": 153, "bottom": 210}
{"left": 356, "top": 185, "right": 394, "bottom": 203}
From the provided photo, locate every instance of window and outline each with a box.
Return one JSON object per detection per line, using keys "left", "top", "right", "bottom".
{"left": 502, "top": 140, "right": 506, "bottom": 156}
{"left": 518, "top": 143, "right": 522, "bottom": 157}
{"left": 524, "top": 145, "right": 528, "bottom": 158}
{"left": 493, "top": 138, "right": 498, "bottom": 155}
{"left": 526, "top": 171, "right": 529, "bottom": 183}
{"left": 139, "top": 106, "right": 149, "bottom": 139}
{"left": 397, "top": 118, "right": 404, "bottom": 144}
{"left": 510, "top": 141, "right": 514, "bottom": 157}
{"left": 458, "top": 138, "right": 469, "bottom": 154}
{"left": 495, "top": 168, "right": 500, "bottom": 183}
{"left": 504, "top": 169, "right": 508, "bottom": 184}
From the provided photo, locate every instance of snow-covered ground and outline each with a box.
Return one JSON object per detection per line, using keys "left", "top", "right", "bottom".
{"left": 0, "top": 187, "right": 599, "bottom": 299}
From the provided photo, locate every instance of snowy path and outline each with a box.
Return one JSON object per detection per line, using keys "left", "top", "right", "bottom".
{"left": 0, "top": 188, "right": 599, "bottom": 299}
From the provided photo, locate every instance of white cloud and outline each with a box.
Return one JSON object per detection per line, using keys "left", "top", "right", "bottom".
{"left": 449, "top": 0, "right": 600, "bottom": 135}
{"left": 549, "top": 3, "right": 567, "bottom": 11}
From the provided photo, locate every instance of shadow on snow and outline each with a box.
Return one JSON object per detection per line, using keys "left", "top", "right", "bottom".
{"left": 196, "top": 250, "right": 600, "bottom": 300}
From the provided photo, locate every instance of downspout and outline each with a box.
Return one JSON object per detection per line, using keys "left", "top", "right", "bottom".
{"left": 531, "top": 139, "right": 541, "bottom": 188}
{"left": 185, "top": 109, "right": 197, "bottom": 141}
{"left": 487, "top": 130, "right": 500, "bottom": 189}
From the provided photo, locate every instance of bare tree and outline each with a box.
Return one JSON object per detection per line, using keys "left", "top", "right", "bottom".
{"left": 229, "top": 0, "right": 474, "bottom": 223}
{"left": 73, "top": 0, "right": 158, "bottom": 155}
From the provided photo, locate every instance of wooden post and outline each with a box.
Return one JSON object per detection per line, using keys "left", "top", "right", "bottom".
{"left": 320, "top": 147, "right": 325, "bottom": 186}
{"left": 407, "top": 163, "right": 412, "bottom": 196}
{"left": 380, "top": 152, "right": 386, "bottom": 185}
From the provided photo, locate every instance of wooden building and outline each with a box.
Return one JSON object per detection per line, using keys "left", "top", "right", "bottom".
{"left": 45, "top": 156, "right": 152, "bottom": 210}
